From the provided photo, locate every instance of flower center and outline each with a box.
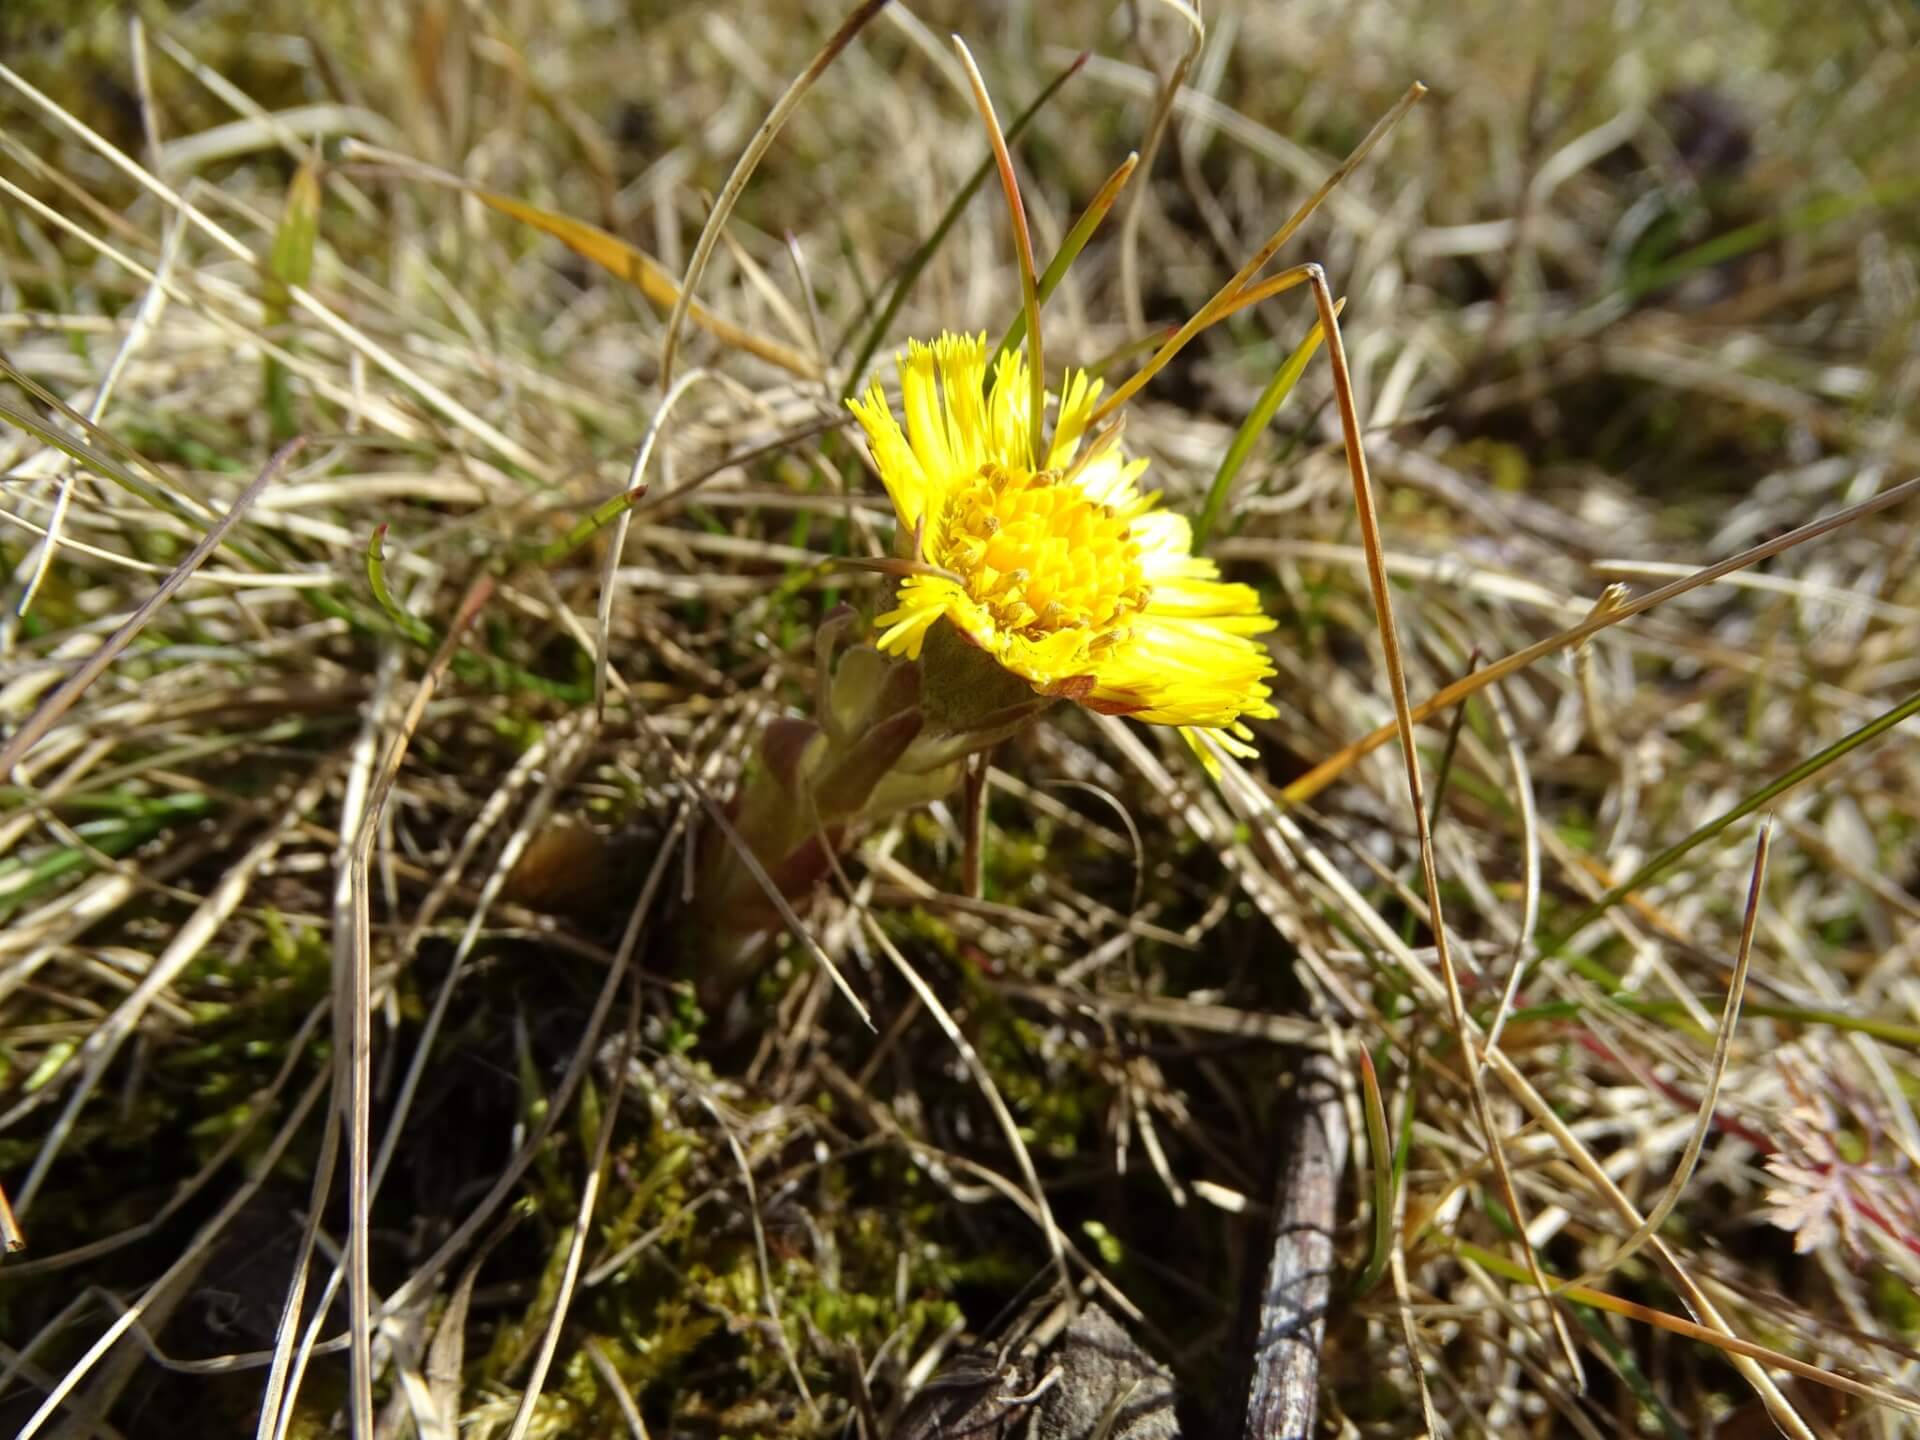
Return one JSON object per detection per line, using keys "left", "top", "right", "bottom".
{"left": 940, "top": 464, "right": 1148, "bottom": 637}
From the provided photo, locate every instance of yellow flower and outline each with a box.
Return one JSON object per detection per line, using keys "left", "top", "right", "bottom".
{"left": 849, "top": 331, "right": 1277, "bottom": 759}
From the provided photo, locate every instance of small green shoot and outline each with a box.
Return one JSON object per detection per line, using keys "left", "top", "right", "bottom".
{"left": 1352, "top": 1046, "right": 1396, "bottom": 1297}
{"left": 263, "top": 157, "right": 320, "bottom": 442}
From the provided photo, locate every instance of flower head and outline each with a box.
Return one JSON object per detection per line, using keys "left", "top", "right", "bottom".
{"left": 849, "top": 332, "right": 1277, "bottom": 759}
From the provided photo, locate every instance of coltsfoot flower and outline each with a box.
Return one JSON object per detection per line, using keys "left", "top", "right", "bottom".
{"left": 850, "top": 331, "right": 1278, "bottom": 760}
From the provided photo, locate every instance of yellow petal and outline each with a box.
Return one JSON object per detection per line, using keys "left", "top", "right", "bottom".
{"left": 986, "top": 346, "right": 1033, "bottom": 469}
{"left": 1048, "top": 368, "right": 1100, "bottom": 468}
{"left": 901, "top": 338, "right": 960, "bottom": 482}
{"left": 848, "top": 379, "right": 930, "bottom": 532}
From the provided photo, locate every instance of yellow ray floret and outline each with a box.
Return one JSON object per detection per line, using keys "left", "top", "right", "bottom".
{"left": 848, "top": 331, "right": 1278, "bottom": 759}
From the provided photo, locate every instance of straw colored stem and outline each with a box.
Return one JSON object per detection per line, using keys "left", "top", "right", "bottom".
{"left": 1306, "top": 264, "right": 1584, "bottom": 1385}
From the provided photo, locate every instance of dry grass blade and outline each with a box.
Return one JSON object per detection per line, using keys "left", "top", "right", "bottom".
{"left": 841, "top": 49, "right": 1088, "bottom": 393}
{"left": 1250, "top": 766, "right": 1830, "bottom": 1435}
{"left": 1092, "top": 82, "right": 1427, "bottom": 423}
{"left": 805, "top": 799, "right": 1070, "bottom": 1300}
{"left": 503, "top": 992, "right": 641, "bottom": 1440}
{"left": 0, "top": 1006, "right": 326, "bottom": 1274}
{"left": 1196, "top": 291, "right": 1337, "bottom": 549}
{"left": 0, "top": 438, "right": 302, "bottom": 782}
{"left": 704, "top": 1098, "right": 821, "bottom": 1422}
{"left": 596, "top": 369, "right": 705, "bottom": 716}
{"left": 1476, "top": 676, "right": 1541, "bottom": 1061}
{"left": 251, "top": 673, "right": 396, "bottom": 1440}
{"left": 1454, "top": 1238, "right": 1920, "bottom": 1418}
{"left": 1116, "top": 0, "right": 1202, "bottom": 334}
{"left": 1482, "top": 1039, "right": 1822, "bottom": 1438}
{"left": 1280, "top": 473, "right": 1920, "bottom": 807}
{"left": 0, "top": 361, "right": 208, "bottom": 530}
{"left": 863, "top": 906, "right": 1073, "bottom": 1303}
{"left": 994, "top": 150, "right": 1139, "bottom": 367}
{"left": 12, "top": 1065, "right": 331, "bottom": 1440}
{"left": 14, "top": 210, "right": 184, "bottom": 618}
{"left": 0, "top": 59, "right": 543, "bottom": 474}
{"left": 584, "top": 1339, "right": 652, "bottom": 1440}
{"left": 331, "top": 143, "right": 821, "bottom": 380}
{"left": 1090, "top": 261, "right": 1324, "bottom": 429}
{"left": 1546, "top": 692, "right": 1920, "bottom": 965}
{"left": 335, "top": 578, "right": 495, "bottom": 1440}
{"left": 1302, "top": 266, "right": 1586, "bottom": 1390}
{"left": 377, "top": 805, "right": 688, "bottom": 1326}
{"left": 474, "top": 189, "right": 819, "bottom": 380}
{"left": 1561, "top": 820, "right": 1771, "bottom": 1292}
{"left": 1388, "top": 1246, "right": 1443, "bottom": 1438}
{"left": 657, "top": 0, "right": 891, "bottom": 385}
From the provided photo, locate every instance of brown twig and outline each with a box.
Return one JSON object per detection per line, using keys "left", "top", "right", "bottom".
{"left": 1240, "top": 1049, "right": 1347, "bottom": 1440}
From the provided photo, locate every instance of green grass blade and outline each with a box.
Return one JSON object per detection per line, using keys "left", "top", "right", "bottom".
{"left": 992, "top": 150, "right": 1138, "bottom": 373}
{"left": 524, "top": 483, "right": 651, "bottom": 569}
{"left": 364, "top": 524, "right": 433, "bottom": 645}
{"left": 0, "top": 392, "right": 200, "bottom": 530}
{"left": 1541, "top": 686, "right": 1920, "bottom": 987}
{"left": 1352, "top": 1047, "right": 1395, "bottom": 1297}
{"left": 1566, "top": 1306, "right": 1691, "bottom": 1440}
{"left": 1626, "top": 179, "right": 1920, "bottom": 301}
{"left": 1193, "top": 308, "right": 1335, "bottom": 550}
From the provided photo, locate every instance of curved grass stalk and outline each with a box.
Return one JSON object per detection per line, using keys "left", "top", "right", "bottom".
{"left": 1453, "top": 1240, "right": 1920, "bottom": 1419}
{"left": 363, "top": 524, "right": 433, "bottom": 644}
{"left": 1302, "top": 260, "right": 1585, "bottom": 1385}
{"left": 596, "top": 369, "right": 709, "bottom": 718}
{"left": 1090, "top": 82, "right": 1427, "bottom": 428}
{"left": 1277, "top": 474, "right": 1920, "bottom": 808}
{"left": 1557, "top": 822, "right": 1769, "bottom": 1294}
{"left": 0, "top": 440, "right": 304, "bottom": 782}
{"left": 1116, "top": 0, "right": 1203, "bottom": 334}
